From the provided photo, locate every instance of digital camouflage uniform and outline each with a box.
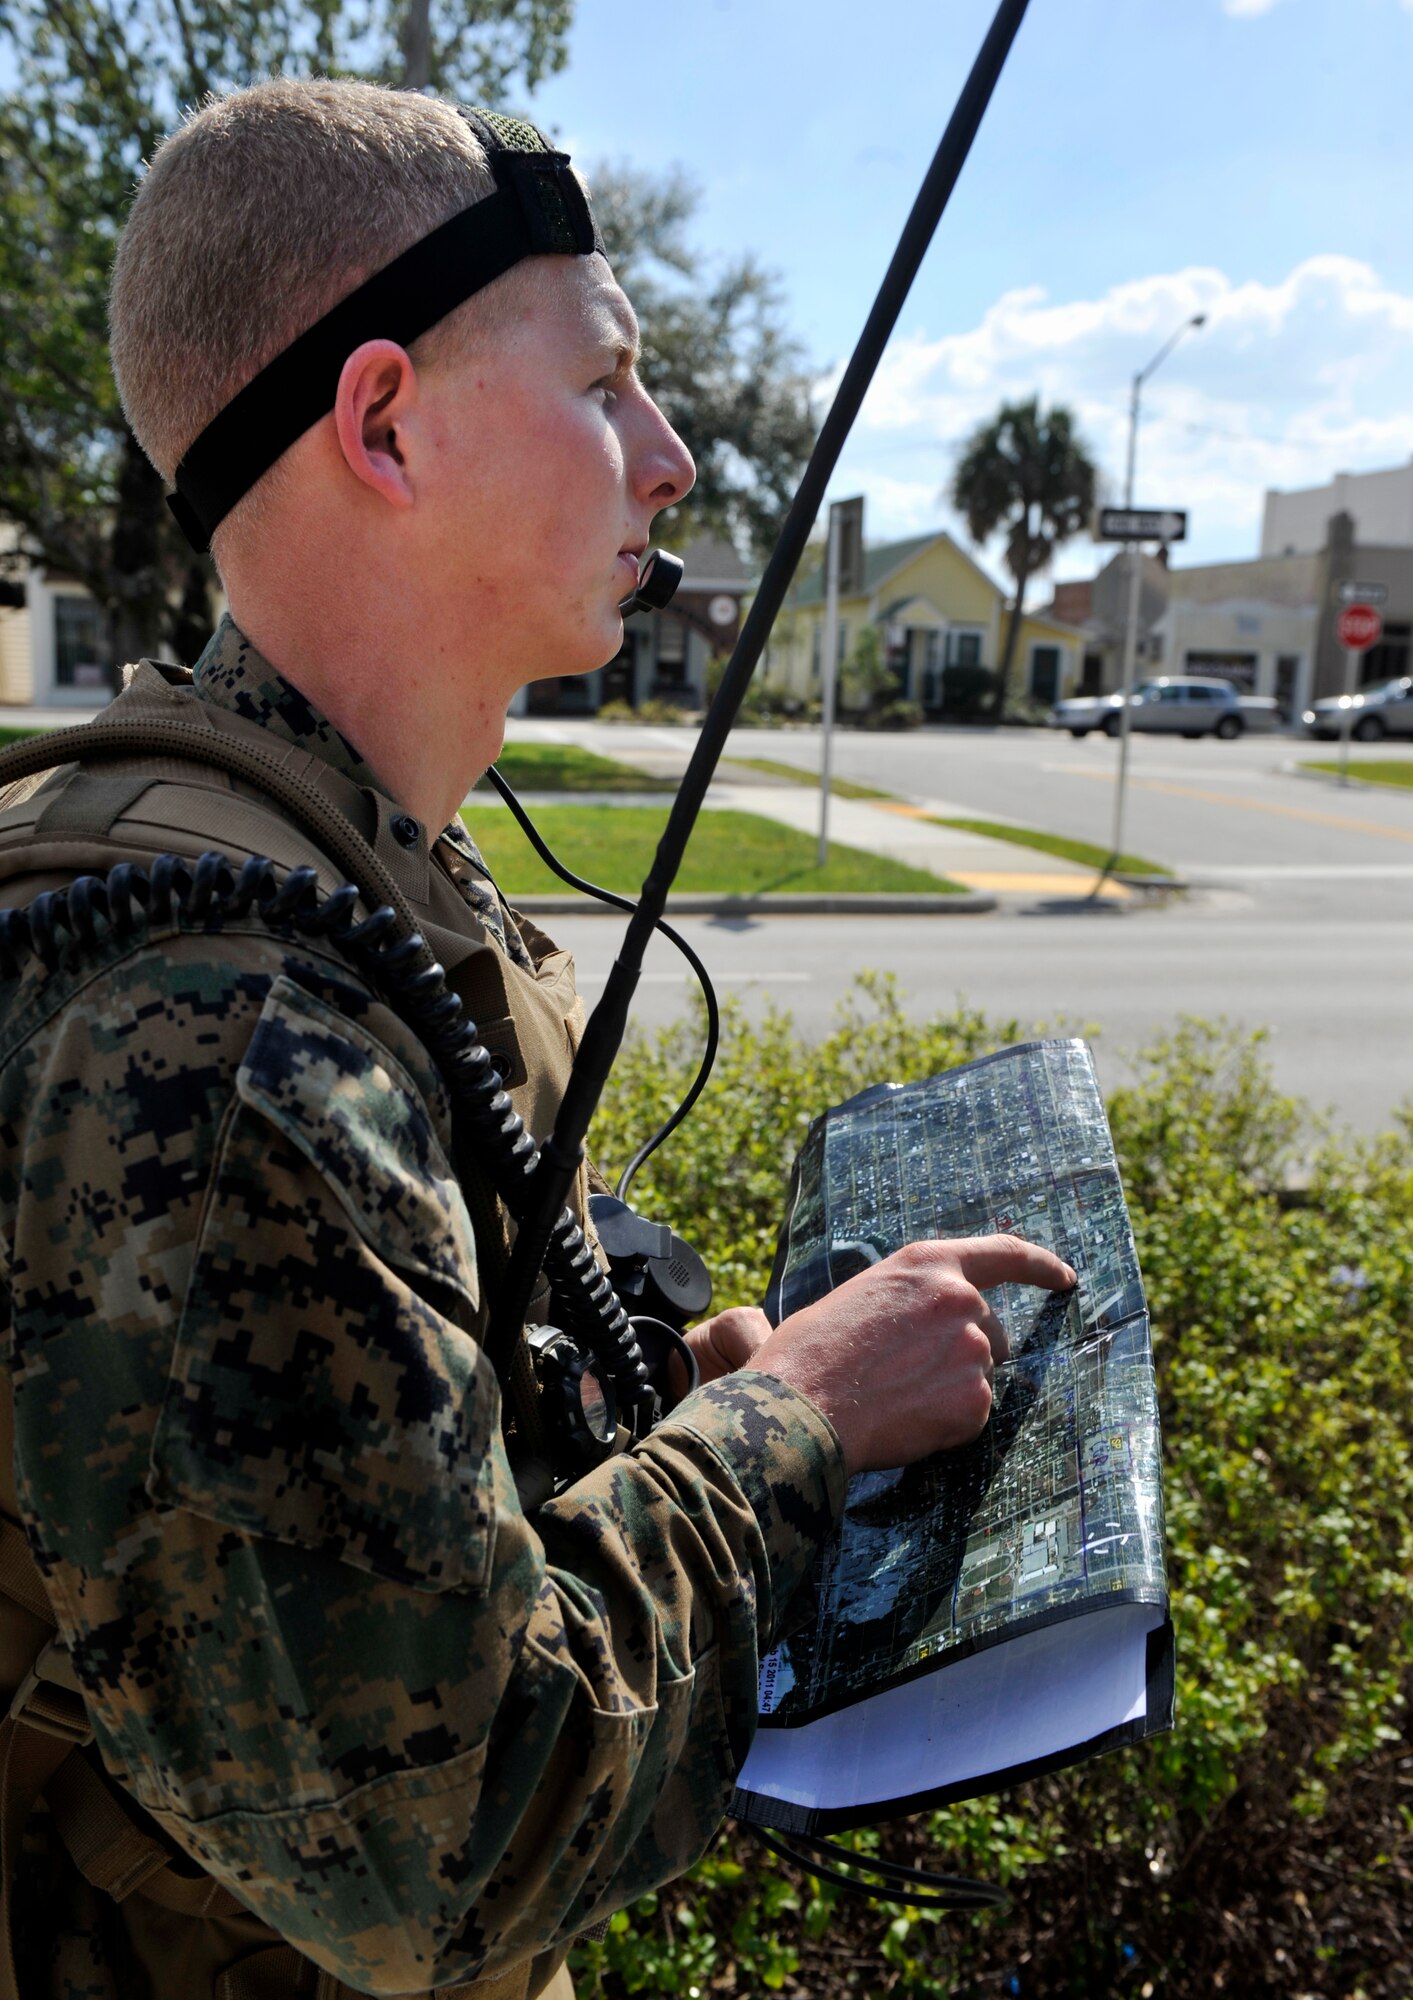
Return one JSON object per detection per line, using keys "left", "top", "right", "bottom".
{"left": 0, "top": 616, "right": 847, "bottom": 1997}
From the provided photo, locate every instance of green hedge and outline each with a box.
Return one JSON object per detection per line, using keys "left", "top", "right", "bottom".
{"left": 574, "top": 985, "right": 1413, "bottom": 1998}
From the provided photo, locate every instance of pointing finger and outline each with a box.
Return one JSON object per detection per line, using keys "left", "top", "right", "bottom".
{"left": 951, "top": 1234, "right": 1077, "bottom": 1294}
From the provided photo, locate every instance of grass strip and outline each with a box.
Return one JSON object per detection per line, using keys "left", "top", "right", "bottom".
{"left": 722, "top": 756, "right": 896, "bottom": 801}
{"left": 461, "top": 803, "right": 967, "bottom": 896}
{"left": 1300, "top": 759, "right": 1413, "bottom": 790}
{"left": 926, "top": 815, "right": 1173, "bottom": 878}
{"left": 475, "top": 743, "right": 669, "bottom": 793}
{"left": 0, "top": 726, "right": 44, "bottom": 748}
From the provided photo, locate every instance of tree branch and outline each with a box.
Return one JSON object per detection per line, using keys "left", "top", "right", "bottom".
{"left": 166, "top": 0, "right": 212, "bottom": 101}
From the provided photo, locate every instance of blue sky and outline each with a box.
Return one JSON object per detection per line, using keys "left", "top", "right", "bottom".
{"left": 527, "top": 0, "right": 1413, "bottom": 579}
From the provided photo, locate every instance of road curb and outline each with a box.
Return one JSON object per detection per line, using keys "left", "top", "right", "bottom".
{"left": 510, "top": 891, "right": 997, "bottom": 917}
{"left": 1283, "top": 758, "right": 1344, "bottom": 782}
{"left": 1279, "top": 758, "right": 1407, "bottom": 789}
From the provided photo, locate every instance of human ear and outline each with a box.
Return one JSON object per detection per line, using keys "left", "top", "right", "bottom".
{"left": 333, "top": 340, "right": 418, "bottom": 509}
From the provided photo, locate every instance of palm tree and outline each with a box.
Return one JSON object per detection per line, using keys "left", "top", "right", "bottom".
{"left": 950, "top": 398, "right": 1097, "bottom": 719}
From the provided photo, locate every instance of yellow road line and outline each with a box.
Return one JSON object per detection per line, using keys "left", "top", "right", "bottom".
{"left": 1060, "top": 770, "right": 1413, "bottom": 846}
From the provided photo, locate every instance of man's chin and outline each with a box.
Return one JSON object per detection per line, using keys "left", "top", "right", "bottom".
{"left": 527, "top": 628, "right": 626, "bottom": 686}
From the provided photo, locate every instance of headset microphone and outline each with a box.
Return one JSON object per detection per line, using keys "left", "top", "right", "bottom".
{"left": 618, "top": 548, "right": 684, "bottom": 616}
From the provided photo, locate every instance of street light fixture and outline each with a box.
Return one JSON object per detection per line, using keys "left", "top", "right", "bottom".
{"left": 1107, "top": 312, "right": 1206, "bottom": 875}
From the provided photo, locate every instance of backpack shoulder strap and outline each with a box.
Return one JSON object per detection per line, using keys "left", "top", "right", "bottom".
{"left": 0, "top": 695, "right": 429, "bottom": 965}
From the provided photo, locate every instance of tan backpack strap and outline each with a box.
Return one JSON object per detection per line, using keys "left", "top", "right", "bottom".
{"left": 43, "top": 1751, "right": 172, "bottom": 1903}
{"left": 6, "top": 1633, "right": 89, "bottom": 1749}
{"left": 0, "top": 1509, "right": 52, "bottom": 1628}
{"left": 0, "top": 717, "right": 429, "bottom": 970}
{"left": 214, "top": 1942, "right": 322, "bottom": 1998}
{"left": 33, "top": 771, "right": 158, "bottom": 840}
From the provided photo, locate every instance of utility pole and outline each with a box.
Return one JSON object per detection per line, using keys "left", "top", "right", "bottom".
{"left": 1108, "top": 313, "right": 1206, "bottom": 875}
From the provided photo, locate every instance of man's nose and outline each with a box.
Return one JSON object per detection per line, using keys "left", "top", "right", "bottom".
{"left": 635, "top": 397, "right": 695, "bottom": 511}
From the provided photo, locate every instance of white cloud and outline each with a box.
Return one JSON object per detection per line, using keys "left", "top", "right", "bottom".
{"left": 1225, "top": 0, "right": 1413, "bottom": 18}
{"left": 821, "top": 255, "right": 1413, "bottom": 578}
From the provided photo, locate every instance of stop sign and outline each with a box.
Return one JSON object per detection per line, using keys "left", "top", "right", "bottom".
{"left": 1337, "top": 603, "right": 1384, "bottom": 651}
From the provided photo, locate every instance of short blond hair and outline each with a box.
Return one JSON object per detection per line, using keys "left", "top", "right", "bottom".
{"left": 110, "top": 79, "right": 504, "bottom": 501}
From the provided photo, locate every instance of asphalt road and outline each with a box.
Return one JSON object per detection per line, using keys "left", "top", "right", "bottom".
{"left": 516, "top": 720, "right": 1413, "bottom": 1140}
{"left": 536, "top": 717, "right": 1413, "bottom": 876}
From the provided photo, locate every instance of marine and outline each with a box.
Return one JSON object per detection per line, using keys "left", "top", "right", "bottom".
{"left": 0, "top": 78, "right": 1073, "bottom": 1998}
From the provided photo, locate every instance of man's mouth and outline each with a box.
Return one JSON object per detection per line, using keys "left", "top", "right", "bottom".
{"left": 616, "top": 550, "right": 642, "bottom": 588}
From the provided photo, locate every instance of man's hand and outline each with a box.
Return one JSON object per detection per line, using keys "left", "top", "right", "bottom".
{"left": 745, "top": 1236, "right": 1075, "bottom": 1476}
{"left": 684, "top": 1306, "right": 774, "bottom": 1385}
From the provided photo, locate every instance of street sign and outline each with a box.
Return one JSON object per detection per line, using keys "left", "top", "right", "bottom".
{"left": 1336, "top": 603, "right": 1384, "bottom": 652}
{"left": 1096, "top": 507, "right": 1188, "bottom": 543}
{"left": 1335, "top": 579, "right": 1389, "bottom": 607}
{"left": 830, "top": 495, "right": 866, "bottom": 597}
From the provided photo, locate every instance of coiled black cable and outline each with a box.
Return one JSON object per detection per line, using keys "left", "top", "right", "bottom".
{"left": 0, "top": 849, "right": 652, "bottom": 1416}
{"left": 482, "top": 763, "right": 721, "bottom": 1201}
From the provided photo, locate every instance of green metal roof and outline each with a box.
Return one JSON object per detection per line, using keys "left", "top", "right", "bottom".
{"left": 789, "top": 531, "right": 941, "bottom": 608}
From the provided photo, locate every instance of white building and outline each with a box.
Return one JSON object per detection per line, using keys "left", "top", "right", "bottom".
{"left": 1151, "top": 595, "right": 1318, "bottom": 719}
{"left": 1262, "top": 457, "right": 1413, "bottom": 558}
{"left": 0, "top": 521, "right": 125, "bottom": 708}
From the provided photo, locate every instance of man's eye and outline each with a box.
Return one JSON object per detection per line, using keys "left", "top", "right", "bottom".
{"left": 594, "top": 381, "right": 619, "bottom": 407}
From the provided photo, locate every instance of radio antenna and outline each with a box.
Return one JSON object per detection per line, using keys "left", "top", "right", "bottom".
{"left": 487, "top": 0, "right": 1034, "bottom": 1351}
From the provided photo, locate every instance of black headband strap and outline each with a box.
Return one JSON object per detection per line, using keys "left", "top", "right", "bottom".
{"left": 168, "top": 109, "right": 602, "bottom": 552}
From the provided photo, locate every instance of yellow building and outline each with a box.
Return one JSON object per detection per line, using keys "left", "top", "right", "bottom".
{"left": 764, "top": 528, "right": 1084, "bottom": 712}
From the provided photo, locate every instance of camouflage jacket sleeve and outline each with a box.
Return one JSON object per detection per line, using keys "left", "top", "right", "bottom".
{"left": 0, "top": 925, "right": 846, "bottom": 1995}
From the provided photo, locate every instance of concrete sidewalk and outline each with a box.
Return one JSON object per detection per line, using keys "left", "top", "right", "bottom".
{"left": 702, "top": 782, "right": 1131, "bottom": 901}
{"left": 494, "top": 748, "right": 1133, "bottom": 903}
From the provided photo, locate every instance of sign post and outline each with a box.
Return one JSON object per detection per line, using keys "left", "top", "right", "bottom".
{"left": 1334, "top": 601, "right": 1384, "bottom": 787}
{"left": 818, "top": 496, "right": 864, "bottom": 866}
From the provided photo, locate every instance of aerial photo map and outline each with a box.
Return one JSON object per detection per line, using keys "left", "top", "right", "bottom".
{"left": 757, "top": 1039, "right": 1167, "bottom": 1728}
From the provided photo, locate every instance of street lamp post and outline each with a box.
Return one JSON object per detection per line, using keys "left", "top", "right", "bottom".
{"left": 1108, "top": 313, "right": 1206, "bottom": 874}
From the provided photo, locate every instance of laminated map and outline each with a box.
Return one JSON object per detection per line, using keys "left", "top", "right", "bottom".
{"left": 731, "top": 1040, "right": 1174, "bottom": 1835}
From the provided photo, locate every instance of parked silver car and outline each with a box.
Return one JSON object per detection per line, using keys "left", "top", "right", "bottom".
{"left": 1302, "top": 676, "right": 1413, "bottom": 741}
{"left": 1049, "top": 675, "right": 1277, "bottom": 740}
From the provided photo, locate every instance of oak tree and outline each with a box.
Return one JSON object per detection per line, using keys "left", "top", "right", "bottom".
{"left": 592, "top": 161, "right": 816, "bottom": 568}
{"left": 0, "top": 0, "right": 572, "bottom": 664}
